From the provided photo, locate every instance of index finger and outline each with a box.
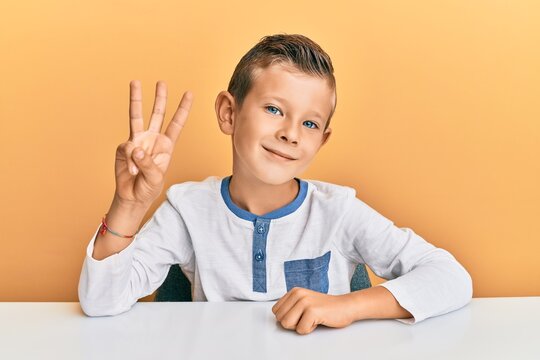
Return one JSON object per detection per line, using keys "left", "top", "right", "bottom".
{"left": 129, "top": 80, "right": 144, "bottom": 140}
{"left": 272, "top": 289, "right": 293, "bottom": 314}
{"left": 164, "top": 90, "right": 193, "bottom": 144}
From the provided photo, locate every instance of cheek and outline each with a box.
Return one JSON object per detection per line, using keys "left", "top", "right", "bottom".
{"left": 241, "top": 118, "right": 269, "bottom": 143}
{"left": 233, "top": 122, "right": 260, "bottom": 155}
{"left": 304, "top": 138, "right": 322, "bottom": 155}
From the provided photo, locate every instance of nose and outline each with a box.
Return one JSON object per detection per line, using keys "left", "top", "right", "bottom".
{"left": 277, "top": 120, "right": 299, "bottom": 145}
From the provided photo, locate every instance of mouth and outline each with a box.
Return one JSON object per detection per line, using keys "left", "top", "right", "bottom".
{"left": 262, "top": 146, "right": 296, "bottom": 161}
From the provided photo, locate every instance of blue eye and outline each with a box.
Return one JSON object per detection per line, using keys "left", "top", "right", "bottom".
{"left": 304, "top": 121, "right": 319, "bottom": 129}
{"left": 265, "top": 105, "right": 282, "bottom": 116}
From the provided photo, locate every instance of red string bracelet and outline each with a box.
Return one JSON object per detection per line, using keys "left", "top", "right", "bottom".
{"left": 99, "top": 214, "right": 137, "bottom": 238}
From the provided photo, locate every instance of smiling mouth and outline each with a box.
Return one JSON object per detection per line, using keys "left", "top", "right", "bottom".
{"left": 263, "top": 147, "right": 296, "bottom": 161}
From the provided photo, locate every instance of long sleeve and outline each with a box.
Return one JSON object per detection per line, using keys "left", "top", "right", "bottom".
{"left": 78, "top": 189, "right": 194, "bottom": 317}
{"left": 335, "top": 191, "right": 473, "bottom": 324}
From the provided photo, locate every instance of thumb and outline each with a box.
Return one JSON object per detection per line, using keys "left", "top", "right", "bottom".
{"left": 132, "top": 147, "right": 163, "bottom": 186}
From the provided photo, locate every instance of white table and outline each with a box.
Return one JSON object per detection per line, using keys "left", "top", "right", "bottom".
{"left": 1, "top": 297, "right": 539, "bottom": 359}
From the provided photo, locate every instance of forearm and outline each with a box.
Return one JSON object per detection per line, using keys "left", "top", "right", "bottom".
{"left": 80, "top": 197, "right": 150, "bottom": 316}
{"left": 344, "top": 285, "right": 413, "bottom": 322}
{"left": 92, "top": 195, "right": 149, "bottom": 260}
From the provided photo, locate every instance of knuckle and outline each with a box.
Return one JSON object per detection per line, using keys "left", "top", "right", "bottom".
{"left": 119, "top": 144, "right": 132, "bottom": 158}
{"left": 298, "top": 297, "right": 310, "bottom": 307}
{"left": 281, "top": 320, "right": 295, "bottom": 330}
{"left": 304, "top": 307, "right": 316, "bottom": 318}
{"left": 120, "top": 141, "right": 135, "bottom": 153}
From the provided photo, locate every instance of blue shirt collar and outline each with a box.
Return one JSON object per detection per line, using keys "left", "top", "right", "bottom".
{"left": 220, "top": 175, "right": 308, "bottom": 222}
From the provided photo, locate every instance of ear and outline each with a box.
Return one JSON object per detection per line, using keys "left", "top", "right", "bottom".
{"left": 320, "top": 127, "right": 332, "bottom": 147}
{"left": 215, "top": 91, "right": 236, "bottom": 135}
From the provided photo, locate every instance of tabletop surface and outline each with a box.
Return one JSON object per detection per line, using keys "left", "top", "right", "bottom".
{"left": 1, "top": 297, "right": 539, "bottom": 360}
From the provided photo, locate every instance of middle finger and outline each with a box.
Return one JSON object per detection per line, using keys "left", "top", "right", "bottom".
{"left": 148, "top": 81, "right": 168, "bottom": 133}
{"left": 275, "top": 293, "right": 302, "bottom": 321}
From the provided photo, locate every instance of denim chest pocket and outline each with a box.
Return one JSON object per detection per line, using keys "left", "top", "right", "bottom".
{"left": 283, "top": 250, "right": 331, "bottom": 293}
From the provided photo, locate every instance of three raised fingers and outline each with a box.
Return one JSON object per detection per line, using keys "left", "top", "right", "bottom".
{"left": 128, "top": 80, "right": 193, "bottom": 144}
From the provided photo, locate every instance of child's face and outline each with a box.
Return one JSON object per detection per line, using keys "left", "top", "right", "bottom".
{"left": 227, "top": 63, "right": 334, "bottom": 185}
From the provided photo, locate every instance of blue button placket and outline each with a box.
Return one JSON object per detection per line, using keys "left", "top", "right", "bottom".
{"left": 220, "top": 175, "right": 309, "bottom": 295}
{"left": 252, "top": 218, "right": 271, "bottom": 292}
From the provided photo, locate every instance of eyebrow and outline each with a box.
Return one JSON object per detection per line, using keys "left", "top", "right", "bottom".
{"left": 261, "top": 96, "right": 324, "bottom": 120}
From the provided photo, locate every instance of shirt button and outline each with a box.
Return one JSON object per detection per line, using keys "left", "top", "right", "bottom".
{"left": 255, "top": 250, "right": 265, "bottom": 261}
{"left": 257, "top": 225, "right": 265, "bottom": 234}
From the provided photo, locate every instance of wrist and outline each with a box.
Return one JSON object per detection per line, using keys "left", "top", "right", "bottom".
{"left": 340, "top": 292, "right": 367, "bottom": 322}
{"left": 111, "top": 194, "right": 152, "bottom": 214}
{"left": 344, "top": 286, "right": 413, "bottom": 322}
{"left": 102, "top": 196, "right": 150, "bottom": 236}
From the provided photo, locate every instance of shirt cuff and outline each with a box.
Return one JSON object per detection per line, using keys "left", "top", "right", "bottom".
{"left": 78, "top": 225, "right": 140, "bottom": 316}
{"left": 377, "top": 282, "right": 421, "bottom": 325}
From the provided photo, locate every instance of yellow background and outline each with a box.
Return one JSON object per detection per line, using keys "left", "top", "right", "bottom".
{"left": 1, "top": 1, "right": 538, "bottom": 302}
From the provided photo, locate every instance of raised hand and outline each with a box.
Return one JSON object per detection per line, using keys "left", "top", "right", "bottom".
{"left": 113, "top": 80, "right": 193, "bottom": 208}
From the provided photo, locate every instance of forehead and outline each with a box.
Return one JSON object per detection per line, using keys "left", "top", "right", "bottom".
{"left": 247, "top": 63, "right": 336, "bottom": 117}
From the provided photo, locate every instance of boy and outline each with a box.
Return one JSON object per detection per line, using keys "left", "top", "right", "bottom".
{"left": 78, "top": 34, "right": 472, "bottom": 335}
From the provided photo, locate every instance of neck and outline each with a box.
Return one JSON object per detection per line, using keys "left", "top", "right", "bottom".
{"left": 228, "top": 169, "right": 299, "bottom": 217}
